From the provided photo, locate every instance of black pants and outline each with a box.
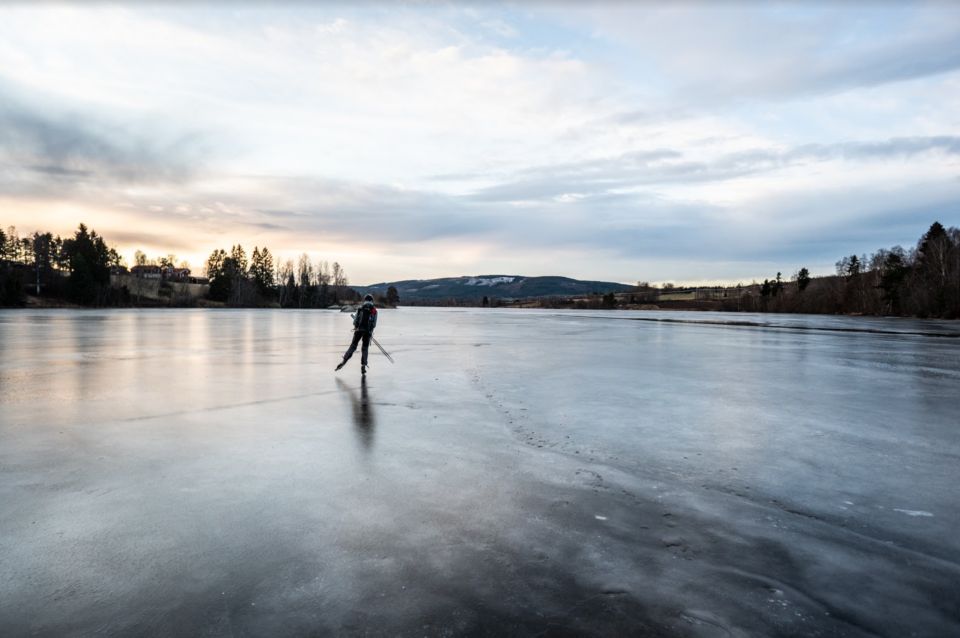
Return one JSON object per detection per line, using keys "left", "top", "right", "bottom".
{"left": 343, "top": 331, "right": 372, "bottom": 365}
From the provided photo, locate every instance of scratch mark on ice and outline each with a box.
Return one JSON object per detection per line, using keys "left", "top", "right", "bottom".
{"left": 893, "top": 509, "right": 933, "bottom": 517}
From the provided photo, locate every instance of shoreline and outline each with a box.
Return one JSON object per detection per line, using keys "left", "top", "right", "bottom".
{"left": 4, "top": 297, "right": 957, "bottom": 322}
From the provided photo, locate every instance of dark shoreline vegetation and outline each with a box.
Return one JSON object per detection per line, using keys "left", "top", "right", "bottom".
{"left": 0, "top": 223, "right": 372, "bottom": 310}
{"left": 1, "top": 221, "right": 958, "bottom": 318}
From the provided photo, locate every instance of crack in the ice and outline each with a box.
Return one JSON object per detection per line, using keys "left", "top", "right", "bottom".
{"left": 701, "top": 483, "right": 960, "bottom": 572}
{"left": 717, "top": 565, "right": 877, "bottom": 637}
{"left": 117, "top": 390, "right": 344, "bottom": 424}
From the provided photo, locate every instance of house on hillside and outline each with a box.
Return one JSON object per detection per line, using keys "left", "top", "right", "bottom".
{"left": 131, "top": 265, "right": 162, "bottom": 279}
{"left": 130, "top": 265, "right": 192, "bottom": 281}
{"left": 616, "top": 285, "right": 759, "bottom": 305}
{"left": 164, "top": 267, "right": 191, "bottom": 281}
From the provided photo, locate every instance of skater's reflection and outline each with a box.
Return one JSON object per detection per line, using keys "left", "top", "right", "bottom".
{"left": 336, "top": 377, "right": 376, "bottom": 452}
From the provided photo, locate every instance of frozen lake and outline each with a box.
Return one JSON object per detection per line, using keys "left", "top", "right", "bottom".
{"left": 2, "top": 308, "right": 959, "bottom": 636}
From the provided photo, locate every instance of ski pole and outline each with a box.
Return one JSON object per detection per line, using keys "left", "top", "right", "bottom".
{"left": 350, "top": 312, "right": 394, "bottom": 363}
{"left": 370, "top": 335, "right": 394, "bottom": 363}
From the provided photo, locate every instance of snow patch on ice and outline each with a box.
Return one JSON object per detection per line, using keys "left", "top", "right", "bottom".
{"left": 893, "top": 508, "right": 933, "bottom": 517}
{"left": 595, "top": 515, "right": 608, "bottom": 521}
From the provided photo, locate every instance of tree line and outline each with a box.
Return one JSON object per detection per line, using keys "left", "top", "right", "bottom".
{"left": 751, "top": 221, "right": 959, "bottom": 318}
{"left": 4, "top": 220, "right": 957, "bottom": 317}
{"left": 203, "top": 246, "right": 357, "bottom": 308}
{"left": 1, "top": 224, "right": 124, "bottom": 306}
{"left": 1, "top": 222, "right": 360, "bottom": 308}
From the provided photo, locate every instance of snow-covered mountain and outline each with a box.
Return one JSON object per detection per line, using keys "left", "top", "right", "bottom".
{"left": 354, "top": 275, "right": 633, "bottom": 301}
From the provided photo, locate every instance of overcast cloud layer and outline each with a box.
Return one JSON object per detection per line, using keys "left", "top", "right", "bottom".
{"left": 1, "top": 2, "right": 959, "bottom": 284}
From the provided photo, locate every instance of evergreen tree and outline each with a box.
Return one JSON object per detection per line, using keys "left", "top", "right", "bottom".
{"left": 250, "top": 247, "right": 262, "bottom": 287}
{"left": 249, "top": 246, "right": 276, "bottom": 297}
{"left": 5, "top": 227, "right": 23, "bottom": 262}
{"left": 0, "top": 226, "right": 24, "bottom": 306}
{"left": 259, "top": 248, "right": 275, "bottom": 290}
{"left": 918, "top": 221, "right": 947, "bottom": 259}
{"left": 387, "top": 286, "right": 400, "bottom": 306}
{"left": 63, "top": 224, "right": 112, "bottom": 305}
{"left": 915, "top": 221, "right": 951, "bottom": 314}
{"left": 31, "top": 232, "right": 54, "bottom": 296}
{"left": 206, "top": 248, "right": 232, "bottom": 302}
{"left": 846, "top": 255, "right": 861, "bottom": 278}
{"left": 796, "top": 267, "right": 811, "bottom": 292}
{"left": 879, "top": 249, "right": 908, "bottom": 314}
{"left": 19, "top": 236, "right": 33, "bottom": 265}
{"left": 231, "top": 245, "right": 248, "bottom": 274}
{"left": 51, "top": 236, "right": 68, "bottom": 271}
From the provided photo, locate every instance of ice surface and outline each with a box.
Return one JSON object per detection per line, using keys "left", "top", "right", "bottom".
{"left": 1, "top": 308, "right": 958, "bottom": 636}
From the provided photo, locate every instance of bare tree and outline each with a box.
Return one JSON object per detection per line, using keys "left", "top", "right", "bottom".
{"left": 277, "top": 259, "right": 296, "bottom": 307}
{"left": 316, "top": 260, "right": 331, "bottom": 286}
{"left": 297, "top": 253, "right": 313, "bottom": 308}
{"left": 332, "top": 262, "right": 347, "bottom": 288}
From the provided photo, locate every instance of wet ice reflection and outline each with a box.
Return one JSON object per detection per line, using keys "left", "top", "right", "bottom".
{"left": 1, "top": 308, "right": 958, "bottom": 636}
{"left": 338, "top": 377, "right": 376, "bottom": 454}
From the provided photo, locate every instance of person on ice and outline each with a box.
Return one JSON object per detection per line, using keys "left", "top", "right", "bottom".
{"left": 336, "top": 294, "right": 378, "bottom": 375}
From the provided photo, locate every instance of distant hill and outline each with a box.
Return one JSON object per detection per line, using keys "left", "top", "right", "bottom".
{"left": 354, "top": 275, "right": 634, "bottom": 301}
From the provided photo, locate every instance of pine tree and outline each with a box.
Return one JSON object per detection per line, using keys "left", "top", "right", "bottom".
{"left": 231, "top": 245, "right": 248, "bottom": 274}
{"left": 250, "top": 247, "right": 261, "bottom": 278}
{"left": 915, "top": 221, "right": 951, "bottom": 315}
{"left": 64, "top": 224, "right": 112, "bottom": 305}
{"left": 259, "top": 248, "right": 275, "bottom": 290}
{"left": 879, "top": 250, "right": 908, "bottom": 314}
{"left": 5, "top": 227, "right": 20, "bottom": 262}
{"left": 249, "top": 247, "right": 276, "bottom": 297}
{"left": 206, "top": 249, "right": 232, "bottom": 302}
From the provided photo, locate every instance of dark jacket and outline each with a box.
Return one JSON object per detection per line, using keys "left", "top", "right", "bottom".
{"left": 354, "top": 301, "right": 378, "bottom": 333}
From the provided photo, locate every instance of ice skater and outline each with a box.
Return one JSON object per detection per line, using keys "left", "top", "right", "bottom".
{"left": 336, "top": 294, "right": 378, "bottom": 375}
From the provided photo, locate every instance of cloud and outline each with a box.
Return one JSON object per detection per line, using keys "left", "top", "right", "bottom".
{"left": 209, "top": 176, "right": 501, "bottom": 243}
{"left": 105, "top": 229, "right": 197, "bottom": 254}
{"left": 0, "top": 80, "right": 208, "bottom": 196}
{"left": 463, "top": 136, "right": 960, "bottom": 203}
{"left": 552, "top": 4, "right": 960, "bottom": 103}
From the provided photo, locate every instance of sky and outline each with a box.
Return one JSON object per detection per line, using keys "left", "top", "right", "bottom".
{"left": 1, "top": 1, "right": 959, "bottom": 285}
